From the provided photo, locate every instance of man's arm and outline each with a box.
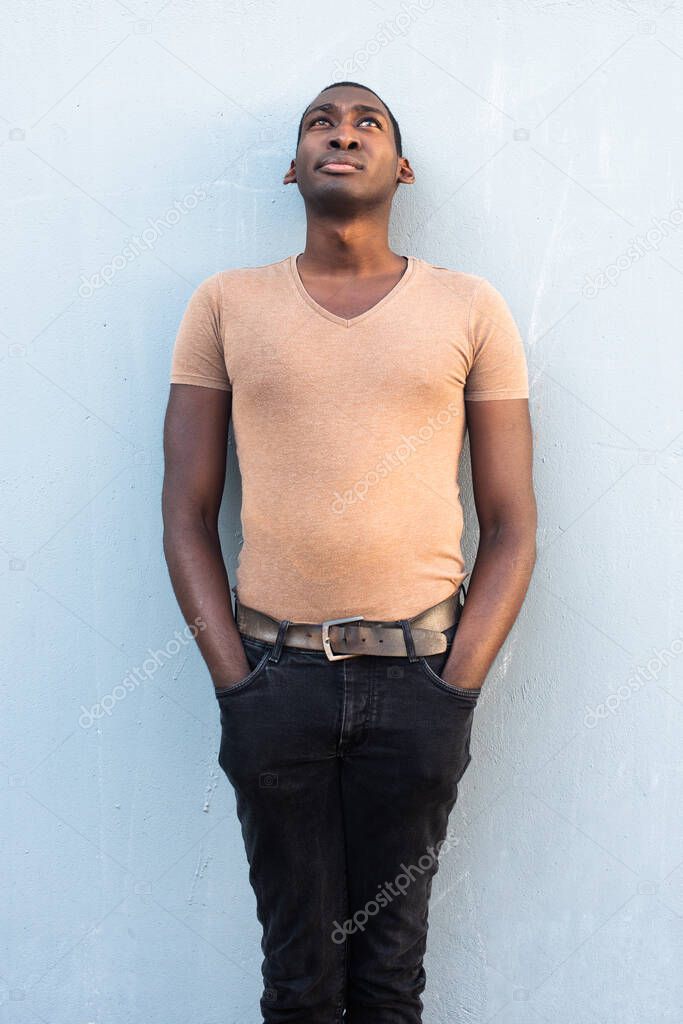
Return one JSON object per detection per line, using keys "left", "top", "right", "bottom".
{"left": 441, "top": 397, "right": 537, "bottom": 691}
{"left": 161, "top": 383, "right": 250, "bottom": 689}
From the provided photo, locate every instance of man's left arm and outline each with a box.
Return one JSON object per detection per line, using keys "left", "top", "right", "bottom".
{"left": 441, "top": 397, "right": 537, "bottom": 691}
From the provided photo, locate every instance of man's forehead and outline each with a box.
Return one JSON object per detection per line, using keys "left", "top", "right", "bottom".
{"left": 303, "top": 89, "right": 388, "bottom": 118}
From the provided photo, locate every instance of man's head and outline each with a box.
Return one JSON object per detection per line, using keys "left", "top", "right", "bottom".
{"left": 283, "top": 82, "right": 414, "bottom": 211}
{"left": 295, "top": 80, "right": 403, "bottom": 157}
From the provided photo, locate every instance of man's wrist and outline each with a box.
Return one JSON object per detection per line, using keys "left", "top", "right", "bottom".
{"left": 440, "top": 666, "right": 483, "bottom": 690}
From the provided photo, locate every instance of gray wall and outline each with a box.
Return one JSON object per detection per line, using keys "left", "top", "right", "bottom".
{"left": 2, "top": 1, "right": 681, "bottom": 1021}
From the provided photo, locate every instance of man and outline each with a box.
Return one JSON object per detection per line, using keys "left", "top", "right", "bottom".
{"left": 162, "top": 80, "right": 536, "bottom": 1024}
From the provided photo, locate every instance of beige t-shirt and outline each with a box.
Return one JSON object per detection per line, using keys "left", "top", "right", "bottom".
{"left": 169, "top": 253, "right": 529, "bottom": 622}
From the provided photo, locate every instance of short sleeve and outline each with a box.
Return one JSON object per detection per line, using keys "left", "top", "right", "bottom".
{"left": 464, "top": 278, "right": 529, "bottom": 401}
{"left": 169, "top": 273, "right": 231, "bottom": 391}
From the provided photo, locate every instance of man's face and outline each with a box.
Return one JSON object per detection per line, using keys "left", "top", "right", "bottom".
{"left": 283, "top": 86, "right": 413, "bottom": 210}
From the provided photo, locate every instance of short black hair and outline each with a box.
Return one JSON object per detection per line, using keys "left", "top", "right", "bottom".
{"left": 296, "top": 81, "right": 402, "bottom": 157}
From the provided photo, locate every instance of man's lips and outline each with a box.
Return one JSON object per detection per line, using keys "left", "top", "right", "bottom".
{"left": 316, "top": 160, "right": 363, "bottom": 174}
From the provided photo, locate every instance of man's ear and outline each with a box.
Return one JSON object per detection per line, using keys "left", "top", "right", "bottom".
{"left": 397, "top": 157, "right": 415, "bottom": 186}
{"left": 283, "top": 160, "right": 297, "bottom": 185}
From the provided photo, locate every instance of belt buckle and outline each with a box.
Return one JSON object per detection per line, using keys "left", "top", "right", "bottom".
{"left": 321, "top": 615, "right": 364, "bottom": 661}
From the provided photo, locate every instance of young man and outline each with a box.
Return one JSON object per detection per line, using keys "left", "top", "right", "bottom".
{"left": 162, "top": 81, "right": 536, "bottom": 1024}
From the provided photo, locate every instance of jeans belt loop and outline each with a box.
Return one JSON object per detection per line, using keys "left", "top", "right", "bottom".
{"left": 269, "top": 619, "right": 291, "bottom": 663}
{"left": 399, "top": 619, "right": 419, "bottom": 663}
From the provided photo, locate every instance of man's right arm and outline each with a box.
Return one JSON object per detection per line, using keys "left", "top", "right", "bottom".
{"left": 161, "top": 382, "right": 250, "bottom": 689}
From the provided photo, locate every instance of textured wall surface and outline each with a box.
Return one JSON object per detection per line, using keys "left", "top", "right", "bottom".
{"left": 2, "top": 1, "right": 682, "bottom": 1022}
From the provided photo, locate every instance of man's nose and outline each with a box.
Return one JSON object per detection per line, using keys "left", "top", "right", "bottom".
{"left": 329, "top": 132, "right": 360, "bottom": 149}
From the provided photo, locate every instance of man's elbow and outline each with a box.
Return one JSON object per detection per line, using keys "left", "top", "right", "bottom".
{"left": 161, "top": 488, "right": 216, "bottom": 560}
{"left": 479, "top": 499, "right": 538, "bottom": 556}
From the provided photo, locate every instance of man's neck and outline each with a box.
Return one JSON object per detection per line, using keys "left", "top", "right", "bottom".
{"left": 298, "top": 222, "right": 402, "bottom": 277}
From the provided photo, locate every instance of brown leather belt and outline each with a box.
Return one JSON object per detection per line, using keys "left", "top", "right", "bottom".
{"left": 234, "top": 588, "right": 464, "bottom": 661}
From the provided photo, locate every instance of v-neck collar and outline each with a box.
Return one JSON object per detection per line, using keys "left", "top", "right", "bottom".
{"left": 286, "top": 252, "right": 417, "bottom": 328}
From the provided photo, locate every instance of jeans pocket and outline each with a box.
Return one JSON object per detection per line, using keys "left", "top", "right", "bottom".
{"left": 418, "top": 652, "right": 482, "bottom": 702}
{"left": 214, "top": 640, "right": 274, "bottom": 699}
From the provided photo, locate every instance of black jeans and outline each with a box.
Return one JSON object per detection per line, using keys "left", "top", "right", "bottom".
{"left": 216, "top": 594, "right": 480, "bottom": 1023}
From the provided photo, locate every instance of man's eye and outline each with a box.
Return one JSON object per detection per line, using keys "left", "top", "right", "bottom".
{"left": 308, "top": 116, "right": 381, "bottom": 128}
